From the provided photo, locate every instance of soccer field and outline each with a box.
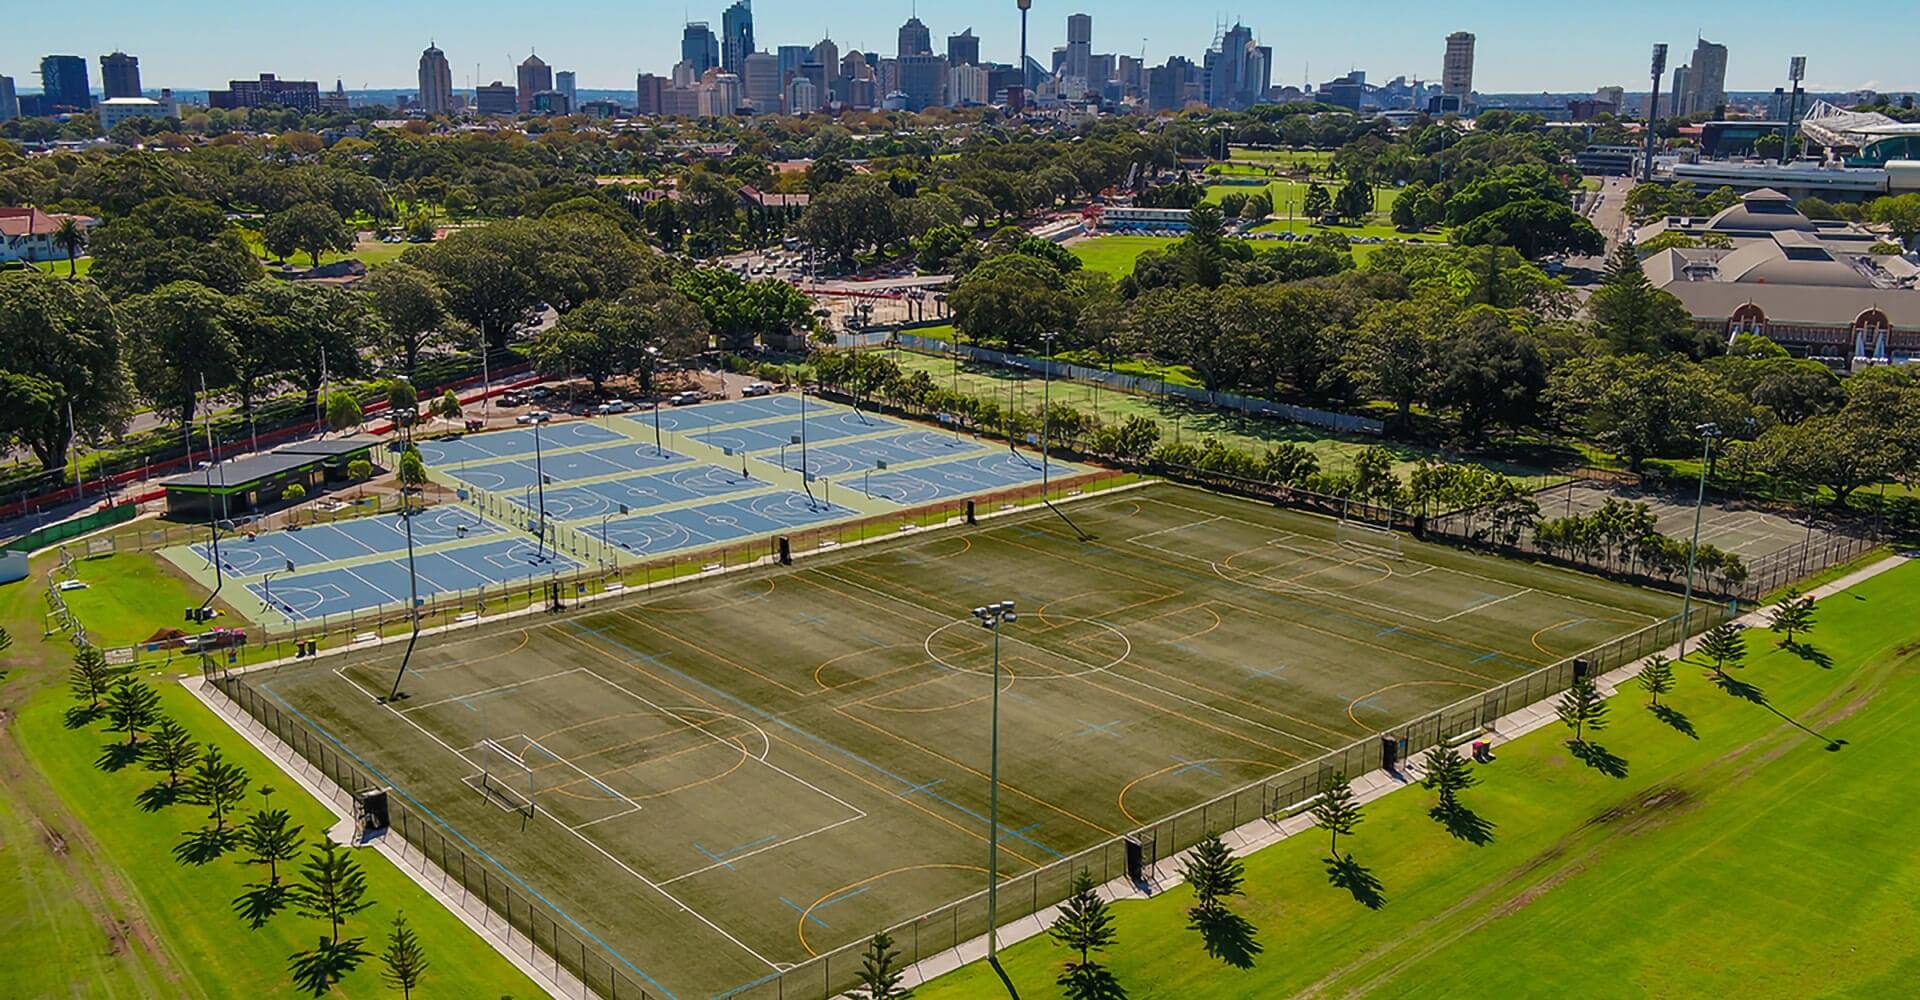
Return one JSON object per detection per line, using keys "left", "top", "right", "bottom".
{"left": 236, "top": 482, "right": 1676, "bottom": 998}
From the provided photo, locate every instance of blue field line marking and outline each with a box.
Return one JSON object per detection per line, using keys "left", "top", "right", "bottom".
{"left": 1351, "top": 696, "right": 1383, "bottom": 716}
{"left": 255, "top": 682, "right": 677, "bottom": 1000}
{"left": 714, "top": 968, "right": 784, "bottom": 999}
{"left": 1242, "top": 665, "right": 1286, "bottom": 680}
{"left": 793, "top": 612, "right": 828, "bottom": 627}
{"left": 1375, "top": 625, "right": 1403, "bottom": 637}
{"left": 815, "top": 885, "right": 871, "bottom": 913}
{"left": 693, "top": 843, "right": 736, "bottom": 871}
{"left": 897, "top": 778, "right": 944, "bottom": 799}
{"left": 696, "top": 832, "right": 781, "bottom": 871}
{"left": 777, "top": 895, "right": 831, "bottom": 929}
{"left": 997, "top": 822, "right": 1042, "bottom": 843}
{"left": 1074, "top": 719, "right": 1124, "bottom": 738}
{"left": 1171, "top": 755, "right": 1224, "bottom": 778}
{"left": 570, "top": 622, "right": 1066, "bottom": 861}
{"left": 1472, "top": 650, "right": 1502, "bottom": 664}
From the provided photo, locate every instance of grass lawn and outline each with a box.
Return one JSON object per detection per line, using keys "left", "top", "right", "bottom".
{"left": 239, "top": 230, "right": 420, "bottom": 271}
{"left": 31, "top": 256, "right": 95, "bottom": 278}
{"left": 61, "top": 551, "right": 235, "bottom": 647}
{"left": 1225, "top": 147, "right": 1336, "bottom": 170}
{"left": 11, "top": 678, "right": 546, "bottom": 998}
{"left": 917, "top": 560, "right": 1920, "bottom": 998}
{"left": 0, "top": 548, "right": 544, "bottom": 998}
{"left": 1069, "top": 235, "right": 1179, "bottom": 277}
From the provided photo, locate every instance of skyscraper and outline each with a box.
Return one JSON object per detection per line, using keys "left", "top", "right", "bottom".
{"left": 721, "top": 1, "right": 755, "bottom": 74}
{"left": 39, "top": 55, "right": 91, "bottom": 111}
{"left": 742, "top": 52, "right": 779, "bottom": 112}
{"left": 99, "top": 52, "right": 141, "bottom": 99}
{"left": 1442, "top": 31, "right": 1475, "bottom": 106}
{"left": 898, "top": 54, "right": 946, "bottom": 111}
{"left": 417, "top": 43, "right": 453, "bottom": 114}
{"left": 898, "top": 17, "right": 932, "bottom": 59}
{"left": 0, "top": 76, "right": 16, "bottom": 122}
{"left": 813, "top": 37, "right": 839, "bottom": 86}
{"left": 556, "top": 70, "right": 576, "bottom": 108}
{"left": 516, "top": 53, "right": 551, "bottom": 113}
{"left": 636, "top": 73, "right": 665, "bottom": 115}
{"left": 777, "top": 45, "right": 811, "bottom": 88}
{"left": 1204, "top": 23, "right": 1259, "bottom": 110}
{"left": 1065, "top": 13, "right": 1092, "bottom": 89}
{"left": 1684, "top": 37, "right": 1728, "bottom": 117}
{"left": 682, "top": 23, "right": 720, "bottom": 76}
{"left": 947, "top": 29, "right": 980, "bottom": 67}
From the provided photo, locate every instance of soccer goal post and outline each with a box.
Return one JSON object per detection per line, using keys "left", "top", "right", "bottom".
{"left": 1336, "top": 518, "right": 1404, "bottom": 561}
{"left": 476, "top": 737, "right": 537, "bottom": 817}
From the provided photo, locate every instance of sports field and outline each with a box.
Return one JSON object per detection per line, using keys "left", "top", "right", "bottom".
{"left": 1540, "top": 480, "right": 1844, "bottom": 562}
{"left": 243, "top": 482, "right": 1674, "bottom": 997}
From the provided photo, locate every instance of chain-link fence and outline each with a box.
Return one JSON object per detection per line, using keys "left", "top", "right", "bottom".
{"left": 205, "top": 584, "right": 1732, "bottom": 1000}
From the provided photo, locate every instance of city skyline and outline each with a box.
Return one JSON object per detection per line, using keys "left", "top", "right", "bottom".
{"left": 6, "top": 0, "right": 1916, "bottom": 96}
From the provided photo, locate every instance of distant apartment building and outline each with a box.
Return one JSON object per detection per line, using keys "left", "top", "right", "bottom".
{"left": 0, "top": 76, "right": 17, "bottom": 122}
{"left": 210, "top": 74, "right": 321, "bottom": 112}
{"left": 742, "top": 51, "right": 780, "bottom": 112}
{"left": 721, "top": 1, "right": 754, "bottom": 74}
{"left": 475, "top": 81, "right": 517, "bottom": 115}
{"left": 38, "top": 55, "right": 92, "bottom": 111}
{"left": 786, "top": 76, "right": 818, "bottom": 115}
{"left": 417, "top": 44, "right": 453, "bottom": 114}
{"left": 97, "top": 91, "right": 178, "bottom": 133}
{"left": 516, "top": 54, "right": 551, "bottom": 114}
{"left": 947, "top": 63, "right": 990, "bottom": 106}
{"left": 1441, "top": 32, "right": 1475, "bottom": 107}
{"left": 556, "top": 70, "right": 576, "bottom": 109}
{"left": 99, "top": 51, "right": 141, "bottom": 99}
{"left": 947, "top": 29, "right": 980, "bottom": 67}
{"left": 635, "top": 73, "right": 666, "bottom": 115}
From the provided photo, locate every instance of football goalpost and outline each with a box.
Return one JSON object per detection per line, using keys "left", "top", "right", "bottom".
{"left": 475, "top": 737, "right": 538, "bottom": 817}
{"left": 1336, "top": 518, "right": 1404, "bottom": 561}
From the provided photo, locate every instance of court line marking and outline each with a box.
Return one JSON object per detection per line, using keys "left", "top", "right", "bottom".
{"left": 396, "top": 667, "right": 586, "bottom": 713}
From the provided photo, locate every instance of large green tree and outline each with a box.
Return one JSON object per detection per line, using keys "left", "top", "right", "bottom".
{"left": 122, "top": 281, "right": 240, "bottom": 430}
{"left": 361, "top": 262, "right": 452, "bottom": 377}
{"left": 0, "top": 271, "right": 130, "bottom": 469}
{"left": 949, "top": 252, "right": 1078, "bottom": 354}
{"left": 263, "top": 201, "right": 356, "bottom": 267}
{"left": 1589, "top": 241, "right": 1709, "bottom": 357}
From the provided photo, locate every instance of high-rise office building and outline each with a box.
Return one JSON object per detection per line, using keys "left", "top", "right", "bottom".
{"left": 898, "top": 54, "right": 945, "bottom": 111}
{"left": 813, "top": 37, "right": 840, "bottom": 85}
{"left": 516, "top": 54, "right": 551, "bottom": 113}
{"left": 1065, "top": 13, "right": 1092, "bottom": 87}
{"left": 1442, "top": 31, "right": 1474, "bottom": 105}
{"left": 475, "top": 81, "right": 517, "bottom": 115}
{"left": 636, "top": 73, "right": 666, "bottom": 114}
{"left": 742, "top": 52, "right": 779, "bottom": 111}
{"left": 777, "top": 45, "right": 811, "bottom": 88}
{"left": 787, "top": 76, "right": 818, "bottom": 115}
{"left": 947, "top": 63, "right": 989, "bottom": 106}
{"left": 417, "top": 43, "right": 453, "bottom": 114}
{"left": 898, "top": 17, "right": 932, "bottom": 58}
{"left": 209, "top": 74, "right": 321, "bottom": 112}
{"left": 683, "top": 23, "right": 720, "bottom": 76}
{"left": 1683, "top": 36, "right": 1728, "bottom": 116}
{"left": 1204, "top": 23, "right": 1260, "bottom": 110}
{"left": 1670, "top": 64, "right": 1692, "bottom": 117}
{"left": 556, "top": 70, "right": 576, "bottom": 108}
{"left": 0, "top": 76, "right": 17, "bottom": 122}
{"left": 947, "top": 29, "right": 980, "bottom": 67}
{"left": 39, "top": 55, "right": 92, "bottom": 111}
{"left": 100, "top": 52, "right": 141, "bottom": 99}
{"left": 721, "top": 1, "right": 754, "bottom": 74}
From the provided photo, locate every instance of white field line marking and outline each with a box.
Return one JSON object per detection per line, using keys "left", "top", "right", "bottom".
{"left": 317, "top": 667, "right": 784, "bottom": 971}
{"left": 398, "top": 667, "right": 587, "bottom": 714}
{"left": 659, "top": 813, "right": 869, "bottom": 885}
{"left": 1436, "top": 588, "right": 1533, "bottom": 622}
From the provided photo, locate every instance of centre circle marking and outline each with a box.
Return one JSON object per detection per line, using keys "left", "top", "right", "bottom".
{"left": 923, "top": 615, "right": 1131, "bottom": 679}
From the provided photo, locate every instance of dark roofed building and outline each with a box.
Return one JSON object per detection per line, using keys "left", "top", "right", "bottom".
{"left": 160, "top": 437, "right": 381, "bottom": 518}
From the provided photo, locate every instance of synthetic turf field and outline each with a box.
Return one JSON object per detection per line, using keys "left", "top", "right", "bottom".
{"left": 246, "top": 482, "right": 1676, "bottom": 998}
{"left": 1539, "top": 480, "right": 1844, "bottom": 562}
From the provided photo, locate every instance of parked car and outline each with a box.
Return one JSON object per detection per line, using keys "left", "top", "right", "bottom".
{"left": 595, "top": 399, "right": 632, "bottom": 414}
{"left": 515, "top": 409, "right": 552, "bottom": 424}
{"left": 741, "top": 382, "right": 773, "bottom": 397}
{"left": 527, "top": 386, "right": 553, "bottom": 400}
{"left": 499, "top": 390, "right": 528, "bottom": 406}
{"left": 669, "top": 391, "right": 703, "bottom": 406}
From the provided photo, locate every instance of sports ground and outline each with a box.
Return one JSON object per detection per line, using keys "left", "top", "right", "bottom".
{"left": 1539, "top": 480, "right": 1846, "bottom": 562}
{"left": 242, "top": 481, "right": 1676, "bottom": 998}
{"left": 161, "top": 394, "right": 1078, "bottom": 627}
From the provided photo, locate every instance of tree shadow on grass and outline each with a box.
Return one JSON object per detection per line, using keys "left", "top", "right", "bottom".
{"left": 1188, "top": 906, "right": 1263, "bottom": 969}
{"left": 1569, "top": 740, "right": 1629, "bottom": 778}
{"left": 288, "top": 938, "right": 368, "bottom": 996}
{"left": 1650, "top": 704, "right": 1698, "bottom": 739}
{"left": 172, "top": 826, "right": 238, "bottom": 866}
{"left": 135, "top": 782, "right": 181, "bottom": 812}
{"left": 1711, "top": 672, "right": 1767, "bottom": 705}
{"left": 1786, "top": 641, "right": 1833, "bottom": 669}
{"left": 64, "top": 704, "right": 104, "bottom": 729}
{"left": 232, "top": 882, "right": 292, "bottom": 929}
{"left": 1324, "top": 853, "right": 1387, "bottom": 910}
{"left": 1432, "top": 803, "right": 1496, "bottom": 845}
{"left": 95, "top": 741, "right": 142, "bottom": 772}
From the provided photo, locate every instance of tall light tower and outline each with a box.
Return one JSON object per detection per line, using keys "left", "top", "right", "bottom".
{"left": 971, "top": 600, "right": 1022, "bottom": 1000}
{"left": 1784, "top": 56, "right": 1807, "bottom": 163}
{"left": 1015, "top": 0, "right": 1032, "bottom": 113}
{"left": 1642, "top": 43, "right": 1668, "bottom": 182}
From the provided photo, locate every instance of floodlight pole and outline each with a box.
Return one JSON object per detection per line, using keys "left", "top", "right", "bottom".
{"left": 1677, "top": 422, "right": 1718, "bottom": 659}
{"left": 197, "top": 374, "right": 225, "bottom": 620}
{"left": 647, "top": 346, "right": 664, "bottom": 455}
{"left": 386, "top": 481, "right": 423, "bottom": 702}
{"left": 1039, "top": 332, "right": 1056, "bottom": 495}
{"left": 973, "top": 599, "right": 1019, "bottom": 1000}
{"left": 532, "top": 418, "right": 549, "bottom": 560}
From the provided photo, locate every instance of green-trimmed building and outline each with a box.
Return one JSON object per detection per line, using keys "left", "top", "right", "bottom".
{"left": 161, "top": 436, "right": 380, "bottom": 519}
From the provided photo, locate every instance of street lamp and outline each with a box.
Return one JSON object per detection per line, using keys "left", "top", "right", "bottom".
{"left": 262, "top": 559, "right": 295, "bottom": 618}
{"left": 971, "top": 600, "right": 1020, "bottom": 1000}
{"left": 599, "top": 503, "right": 630, "bottom": 570}
{"left": 645, "top": 346, "right": 665, "bottom": 456}
{"left": 1678, "top": 422, "right": 1719, "bottom": 658}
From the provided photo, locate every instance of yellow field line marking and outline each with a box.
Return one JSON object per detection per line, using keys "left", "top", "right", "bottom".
{"left": 1117, "top": 757, "right": 1288, "bottom": 824}
{"left": 1345, "top": 680, "right": 1483, "bottom": 728}
{"left": 796, "top": 864, "right": 989, "bottom": 956}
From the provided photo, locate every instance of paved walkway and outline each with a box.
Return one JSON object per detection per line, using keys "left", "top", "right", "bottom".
{"left": 884, "top": 552, "right": 1911, "bottom": 995}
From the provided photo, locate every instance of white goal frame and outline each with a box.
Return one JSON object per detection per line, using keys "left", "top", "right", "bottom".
{"left": 1336, "top": 518, "right": 1404, "bottom": 561}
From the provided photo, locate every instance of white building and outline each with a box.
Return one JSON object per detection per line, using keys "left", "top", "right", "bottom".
{"left": 0, "top": 208, "right": 98, "bottom": 263}
{"left": 786, "top": 76, "right": 818, "bottom": 115}
{"left": 97, "top": 91, "right": 179, "bottom": 134}
{"left": 947, "top": 63, "right": 989, "bottom": 107}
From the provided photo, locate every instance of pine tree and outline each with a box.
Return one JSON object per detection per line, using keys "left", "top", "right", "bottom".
{"left": 143, "top": 716, "right": 200, "bottom": 787}
{"left": 1697, "top": 622, "right": 1747, "bottom": 675}
{"left": 293, "top": 841, "right": 372, "bottom": 946}
{"left": 1049, "top": 869, "right": 1119, "bottom": 1000}
{"left": 1638, "top": 654, "right": 1676, "bottom": 706}
{"left": 1556, "top": 676, "right": 1609, "bottom": 744}
{"left": 1178, "top": 834, "right": 1245, "bottom": 916}
{"left": 181, "top": 746, "right": 251, "bottom": 833}
{"left": 238, "top": 787, "right": 305, "bottom": 885}
{"left": 1421, "top": 746, "right": 1477, "bottom": 814}
{"left": 380, "top": 911, "right": 429, "bottom": 998}
{"left": 1311, "top": 772, "right": 1364, "bottom": 857}
{"left": 70, "top": 644, "right": 112, "bottom": 710}
{"left": 851, "top": 930, "right": 909, "bottom": 1000}
{"left": 1768, "top": 589, "right": 1817, "bottom": 645}
{"left": 104, "top": 675, "right": 161, "bottom": 747}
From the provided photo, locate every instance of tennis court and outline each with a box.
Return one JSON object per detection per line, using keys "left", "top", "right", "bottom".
{"left": 1539, "top": 480, "right": 1832, "bottom": 561}
{"left": 191, "top": 506, "right": 498, "bottom": 574}
{"left": 758, "top": 430, "right": 985, "bottom": 478}
{"left": 414, "top": 422, "right": 628, "bottom": 466}
{"left": 441, "top": 442, "right": 689, "bottom": 492}
{"left": 641, "top": 395, "right": 807, "bottom": 432}
{"left": 250, "top": 482, "right": 1677, "bottom": 997}
{"left": 585, "top": 491, "right": 853, "bottom": 556}
{"left": 507, "top": 465, "right": 770, "bottom": 522}
{"left": 248, "top": 536, "right": 581, "bottom": 622}
{"left": 856, "top": 451, "right": 1080, "bottom": 505}
{"left": 694, "top": 411, "right": 903, "bottom": 455}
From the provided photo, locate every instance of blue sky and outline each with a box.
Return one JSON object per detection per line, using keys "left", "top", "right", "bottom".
{"left": 6, "top": 0, "right": 1912, "bottom": 94}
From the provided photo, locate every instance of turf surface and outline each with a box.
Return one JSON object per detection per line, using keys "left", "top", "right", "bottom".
{"left": 247, "top": 482, "right": 1673, "bottom": 997}
{"left": 916, "top": 559, "right": 1920, "bottom": 999}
